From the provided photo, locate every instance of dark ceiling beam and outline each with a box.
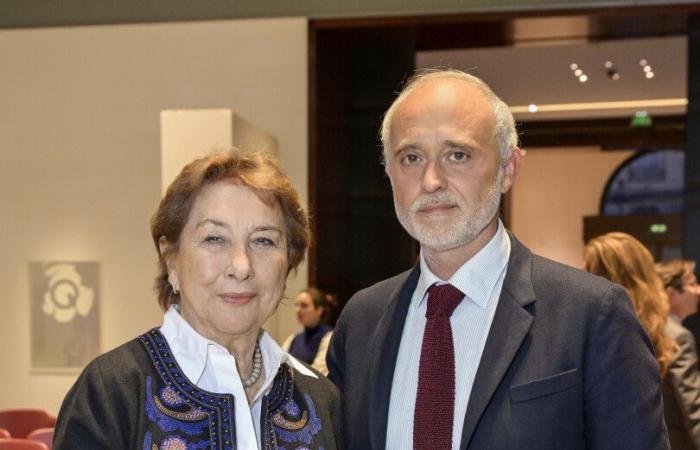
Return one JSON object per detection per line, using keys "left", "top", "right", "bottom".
{"left": 518, "top": 115, "right": 686, "bottom": 149}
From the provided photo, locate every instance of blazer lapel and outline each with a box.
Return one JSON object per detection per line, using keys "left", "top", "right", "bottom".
{"left": 367, "top": 265, "right": 421, "bottom": 450}
{"left": 460, "top": 234, "right": 537, "bottom": 449}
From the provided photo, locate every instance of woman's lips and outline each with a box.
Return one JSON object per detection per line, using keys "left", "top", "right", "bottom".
{"left": 218, "top": 293, "right": 255, "bottom": 304}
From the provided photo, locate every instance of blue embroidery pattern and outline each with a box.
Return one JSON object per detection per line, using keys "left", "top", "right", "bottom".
{"left": 262, "top": 365, "right": 324, "bottom": 449}
{"left": 145, "top": 376, "right": 209, "bottom": 436}
{"left": 140, "top": 329, "right": 326, "bottom": 450}
{"left": 140, "top": 329, "right": 236, "bottom": 449}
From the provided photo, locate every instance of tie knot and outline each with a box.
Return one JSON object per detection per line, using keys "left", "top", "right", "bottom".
{"left": 426, "top": 283, "right": 463, "bottom": 318}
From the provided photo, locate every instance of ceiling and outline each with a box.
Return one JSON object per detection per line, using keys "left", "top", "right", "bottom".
{"left": 416, "top": 25, "right": 687, "bottom": 121}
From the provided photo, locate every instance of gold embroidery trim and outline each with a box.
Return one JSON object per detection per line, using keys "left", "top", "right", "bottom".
{"left": 272, "top": 410, "right": 308, "bottom": 431}
{"left": 153, "top": 395, "right": 208, "bottom": 421}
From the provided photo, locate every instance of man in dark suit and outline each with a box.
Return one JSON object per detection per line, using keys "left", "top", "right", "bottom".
{"left": 656, "top": 259, "right": 700, "bottom": 449}
{"left": 326, "top": 69, "right": 669, "bottom": 450}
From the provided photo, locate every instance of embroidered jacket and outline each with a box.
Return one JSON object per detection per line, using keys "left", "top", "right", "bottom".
{"left": 54, "top": 329, "right": 342, "bottom": 450}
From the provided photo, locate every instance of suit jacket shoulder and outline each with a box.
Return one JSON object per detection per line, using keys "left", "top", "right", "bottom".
{"left": 339, "top": 268, "right": 414, "bottom": 319}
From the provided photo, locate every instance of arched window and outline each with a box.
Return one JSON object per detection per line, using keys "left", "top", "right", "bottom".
{"left": 601, "top": 149, "right": 685, "bottom": 216}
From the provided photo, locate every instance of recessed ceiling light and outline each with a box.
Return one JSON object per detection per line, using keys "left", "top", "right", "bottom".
{"left": 612, "top": 72, "right": 621, "bottom": 80}
{"left": 640, "top": 59, "right": 648, "bottom": 66}
{"left": 574, "top": 69, "right": 583, "bottom": 76}
{"left": 646, "top": 71, "right": 655, "bottom": 79}
{"left": 570, "top": 63, "right": 578, "bottom": 70}
{"left": 604, "top": 61, "right": 613, "bottom": 69}
{"left": 528, "top": 104, "right": 538, "bottom": 113}
{"left": 579, "top": 75, "right": 588, "bottom": 82}
{"left": 643, "top": 65, "right": 652, "bottom": 72}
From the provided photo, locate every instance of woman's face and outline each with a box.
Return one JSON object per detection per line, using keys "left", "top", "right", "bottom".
{"left": 163, "top": 181, "right": 289, "bottom": 346}
{"left": 295, "top": 292, "right": 323, "bottom": 328}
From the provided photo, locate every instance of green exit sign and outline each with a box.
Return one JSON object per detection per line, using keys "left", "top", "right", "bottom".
{"left": 631, "top": 111, "right": 652, "bottom": 128}
{"left": 650, "top": 223, "right": 668, "bottom": 234}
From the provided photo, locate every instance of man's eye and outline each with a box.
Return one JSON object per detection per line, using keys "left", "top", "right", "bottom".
{"left": 450, "top": 151, "right": 469, "bottom": 162}
{"left": 401, "top": 154, "right": 421, "bottom": 165}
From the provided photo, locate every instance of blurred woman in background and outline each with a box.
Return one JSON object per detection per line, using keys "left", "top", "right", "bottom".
{"left": 583, "top": 232, "right": 699, "bottom": 449}
{"left": 282, "top": 287, "right": 335, "bottom": 375}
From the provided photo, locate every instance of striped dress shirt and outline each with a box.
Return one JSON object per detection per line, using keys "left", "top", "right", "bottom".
{"left": 385, "top": 221, "right": 511, "bottom": 450}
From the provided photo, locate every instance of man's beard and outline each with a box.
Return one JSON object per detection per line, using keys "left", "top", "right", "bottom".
{"left": 393, "top": 170, "right": 503, "bottom": 252}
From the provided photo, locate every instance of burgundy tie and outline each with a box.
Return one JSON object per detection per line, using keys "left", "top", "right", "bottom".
{"left": 414, "top": 283, "right": 464, "bottom": 450}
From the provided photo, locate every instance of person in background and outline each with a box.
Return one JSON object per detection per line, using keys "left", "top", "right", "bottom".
{"left": 282, "top": 287, "right": 335, "bottom": 375}
{"left": 656, "top": 259, "right": 700, "bottom": 449}
{"left": 54, "top": 149, "right": 342, "bottom": 450}
{"left": 583, "top": 232, "right": 679, "bottom": 448}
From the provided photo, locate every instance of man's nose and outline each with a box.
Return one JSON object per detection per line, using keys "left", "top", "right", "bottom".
{"left": 421, "top": 160, "right": 446, "bottom": 193}
{"left": 224, "top": 245, "right": 254, "bottom": 281}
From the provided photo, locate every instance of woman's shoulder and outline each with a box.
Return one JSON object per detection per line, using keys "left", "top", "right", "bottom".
{"left": 289, "top": 362, "right": 339, "bottom": 398}
{"left": 79, "top": 329, "right": 158, "bottom": 381}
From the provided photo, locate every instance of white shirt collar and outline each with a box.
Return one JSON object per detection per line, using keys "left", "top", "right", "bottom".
{"left": 415, "top": 220, "right": 511, "bottom": 310}
{"left": 160, "top": 305, "right": 317, "bottom": 389}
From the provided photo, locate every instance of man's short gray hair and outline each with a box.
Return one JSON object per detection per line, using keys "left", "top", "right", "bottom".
{"left": 380, "top": 69, "right": 518, "bottom": 165}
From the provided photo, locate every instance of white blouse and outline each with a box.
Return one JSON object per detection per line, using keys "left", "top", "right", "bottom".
{"left": 160, "top": 306, "right": 317, "bottom": 450}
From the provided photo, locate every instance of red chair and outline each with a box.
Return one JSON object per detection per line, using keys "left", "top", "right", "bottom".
{"left": 0, "top": 439, "right": 48, "bottom": 450}
{"left": 0, "top": 428, "right": 9, "bottom": 438}
{"left": 0, "top": 409, "right": 56, "bottom": 439}
{"left": 27, "top": 428, "right": 53, "bottom": 450}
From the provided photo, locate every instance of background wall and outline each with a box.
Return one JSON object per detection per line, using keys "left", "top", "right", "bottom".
{"left": 0, "top": 17, "right": 307, "bottom": 413}
{"left": 511, "top": 146, "right": 634, "bottom": 268}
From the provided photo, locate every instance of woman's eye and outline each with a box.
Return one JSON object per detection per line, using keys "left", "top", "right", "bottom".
{"left": 204, "top": 236, "right": 225, "bottom": 245}
{"left": 252, "top": 237, "right": 275, "bottom": 248}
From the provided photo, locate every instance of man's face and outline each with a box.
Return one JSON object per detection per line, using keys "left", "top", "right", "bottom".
{"left": 384, "top": 79, "right": 517, "bottom": 253}
{"left": 670, "top": 271, "right": 700, "bottom": 319}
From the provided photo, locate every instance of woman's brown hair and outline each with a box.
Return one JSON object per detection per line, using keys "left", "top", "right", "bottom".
{"left": 583, "top": 232, "right": 678, "bottom": 375}
{"left": 151, "top": 149, "right": 310, "bottom": 310}
{"left": 655, "top": 259, "right": 696, "bottom": 292}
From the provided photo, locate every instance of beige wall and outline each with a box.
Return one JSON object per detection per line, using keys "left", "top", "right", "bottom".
{"left": 0, "top": 17, "right": 307, "bottom": 413}
{"left": 510, "top": 146, "right": 635, "bottom": 268}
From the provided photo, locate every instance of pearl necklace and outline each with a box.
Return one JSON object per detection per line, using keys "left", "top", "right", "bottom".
{"left": 242, "top": 340, "right": 263, "bottom": 389}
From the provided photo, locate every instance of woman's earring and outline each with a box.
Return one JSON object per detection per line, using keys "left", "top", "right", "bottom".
{"left": 172, "top": 282, "right": 179, "bottom": 294}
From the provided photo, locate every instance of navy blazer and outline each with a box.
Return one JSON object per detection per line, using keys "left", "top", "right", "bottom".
{"left": 327, "top": 234, "right": 669, "bottom": 450}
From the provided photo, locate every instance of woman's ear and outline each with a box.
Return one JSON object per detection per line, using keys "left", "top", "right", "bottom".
{"left": 159, "top": 236, "right": 179, "bottom": 290}
{"left": 158, "top": 236, "right": 174, "bottom": 268}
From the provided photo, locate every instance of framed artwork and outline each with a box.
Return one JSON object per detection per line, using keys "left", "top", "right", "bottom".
{"left": 29, "top": 261, "right": 100, "bottom": 372}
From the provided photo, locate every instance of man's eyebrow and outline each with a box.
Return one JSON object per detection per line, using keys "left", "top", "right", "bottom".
{"left": 394, "top": 143, "right": 420, "bottom": 155}
{"left": 444, "top": 140, "right": 477, "bottom": 151}
{"left": 394, "top": 141, "right": 477, "bottom": 154}
{"left": 195, "top": 219, "right": 229, "bottom": 229}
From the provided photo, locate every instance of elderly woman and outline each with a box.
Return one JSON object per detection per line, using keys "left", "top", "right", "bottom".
{"left": 54, "top": 150, "right": 342, "bottom": 449}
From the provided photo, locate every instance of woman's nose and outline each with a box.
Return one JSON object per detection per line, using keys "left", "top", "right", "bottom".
{"left": 225, "top": 246, "right": 254, "bottom": 281}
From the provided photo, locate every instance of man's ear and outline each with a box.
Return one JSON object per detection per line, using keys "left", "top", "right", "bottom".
{"left": 666, "top": 286, "right": 679, "bottom": 303}
{"left": 500, "top": 147, "right": 523, "bottom": 194}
